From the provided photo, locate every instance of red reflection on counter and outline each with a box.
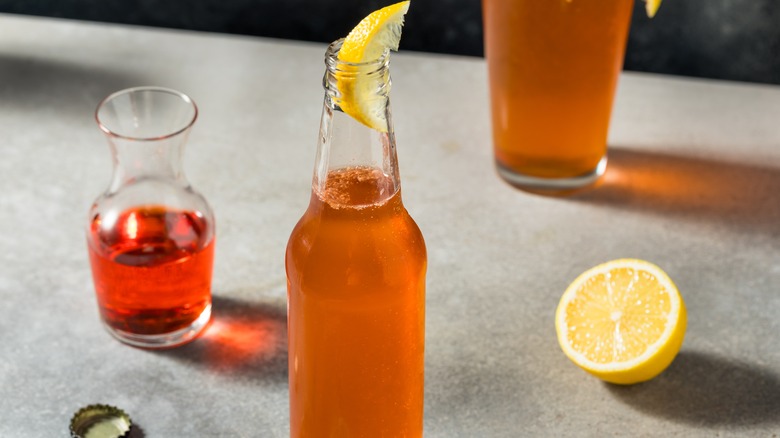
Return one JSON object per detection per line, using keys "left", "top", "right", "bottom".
{"left": 160, "top": 297, "right": 287, "bottom": 378}
{"left": 199, "top": 316, "right": 283, "bottom": 369}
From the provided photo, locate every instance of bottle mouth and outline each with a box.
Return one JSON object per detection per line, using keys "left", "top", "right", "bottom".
{"left": 323, "top": 39, "right": 392, "bottom": 102}
{"left": 325, "top": 39, "right": 390, "bottom": 74}
{"left": 95, "top": 86, "right": 199, "bottom": 141}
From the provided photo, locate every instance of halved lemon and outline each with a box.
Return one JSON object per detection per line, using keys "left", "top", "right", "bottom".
{"left": 335, "top": 1, "right": 410, "bottom": 132}
{"left": 555, "top": 259, "right": 686, "bottom": 385}
{"left": 645, "top": 0, "right": 662, "bottom": 18}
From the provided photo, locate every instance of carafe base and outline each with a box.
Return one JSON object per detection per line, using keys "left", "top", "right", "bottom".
{"left": 101, "top": 304, "right": 212, "bottom": 349}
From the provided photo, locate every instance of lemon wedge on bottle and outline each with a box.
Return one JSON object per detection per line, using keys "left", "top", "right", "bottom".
{"left": 555, "top": 259, "right": 687, "bottom": 385}
{"left": 335, "top": 1, "right": 410, "bottom": 132}
{"left": 645, "top": 0, "right": 662, "bottom": 18}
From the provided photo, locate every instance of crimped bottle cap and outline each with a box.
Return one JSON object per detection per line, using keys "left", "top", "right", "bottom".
{"left": 70, "top": 404, "right": 132, "bottom": 438}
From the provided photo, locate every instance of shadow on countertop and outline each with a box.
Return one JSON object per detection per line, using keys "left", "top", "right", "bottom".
{"left": 127, "top": 423, "right": 146, "bottom": 438}
{"left": 572, "top": 147, "right": 780, "bottom": 237}
{"left": 607, "top": 350, "right": 780, "bottom": 428}
{"left": 0, "top": 52, "right": 150, "bottom": 119}
{"left": 156, "top": 295, "right": 288, "bottom": 383}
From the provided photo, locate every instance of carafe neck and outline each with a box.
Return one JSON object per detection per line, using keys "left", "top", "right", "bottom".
{"left": 95, "top": 86, "right": 198, "bottom": 194}
{"left": 106, "top": 134, "right": 188, "bottom": 192}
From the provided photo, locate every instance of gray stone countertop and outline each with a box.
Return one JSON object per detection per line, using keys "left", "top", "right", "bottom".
{"left": 1, "top": 13, "right": 779, "bottom": 438}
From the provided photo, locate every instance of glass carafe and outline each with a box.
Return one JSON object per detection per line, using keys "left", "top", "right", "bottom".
{"left": 286, "top": 40, "right": 427, "bottom": 437}
{"left": 86, "top": 87, "right": 215, "bottom": 349}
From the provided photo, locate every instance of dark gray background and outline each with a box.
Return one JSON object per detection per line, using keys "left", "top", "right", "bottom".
{"left": 1, "top": 0, "right": 778, "bottom": 85}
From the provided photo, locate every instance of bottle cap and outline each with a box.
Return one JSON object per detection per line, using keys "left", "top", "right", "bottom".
{"left": 69, "top": 404, "right": 132, "bottom": 438}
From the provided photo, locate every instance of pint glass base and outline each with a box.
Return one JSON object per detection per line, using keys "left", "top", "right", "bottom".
{"left": 102, "top": 304, "right": 212, "bottom": 349}
{"left": 496, "top": 156, "right": 607, "bottom": 196}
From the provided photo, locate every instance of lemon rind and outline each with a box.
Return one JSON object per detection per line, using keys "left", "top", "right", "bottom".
{"left": 339, "top": 1, "right": 409, "bottom": 63}
{"left": 645, "top": 0, "right": 662, "bottom": 18}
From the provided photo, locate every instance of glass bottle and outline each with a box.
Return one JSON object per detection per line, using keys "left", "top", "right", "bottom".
{"left": 86, "top": 87, "right": 215, "bottom": 349}
{"left": 286, "top": 40, "right": 427, "bottom": 437}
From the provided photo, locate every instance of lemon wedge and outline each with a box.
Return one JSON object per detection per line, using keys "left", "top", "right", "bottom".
{"left": 335, "top": 1, "right": 410, "bottom": 132}
{"left": 645, "top": 0, "right": 662, "bottom": 18}
{"left": 555, "top": 259, "right": 687, "bottom": 385}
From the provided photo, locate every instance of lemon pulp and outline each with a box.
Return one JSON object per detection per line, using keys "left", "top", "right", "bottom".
{"left": 556, "top": 259, "right": 686, "bottom": 385}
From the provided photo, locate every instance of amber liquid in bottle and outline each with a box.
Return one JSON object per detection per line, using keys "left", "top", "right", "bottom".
{"left": 286, "top": 40, "right": 426, "bottom": 437}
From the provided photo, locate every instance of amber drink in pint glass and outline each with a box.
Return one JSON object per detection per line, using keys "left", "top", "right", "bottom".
{"left": 483, "top": 0, "right": 634, "bottom": 194}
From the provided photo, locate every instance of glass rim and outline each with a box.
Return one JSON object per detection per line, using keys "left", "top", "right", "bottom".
{"left": 95, "top": 86, "right": 199, "bottom": 142}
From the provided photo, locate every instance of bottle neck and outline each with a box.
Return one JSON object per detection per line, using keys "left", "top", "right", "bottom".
{"left": 312, "top": 39, "right": 400, "bottom": 206}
